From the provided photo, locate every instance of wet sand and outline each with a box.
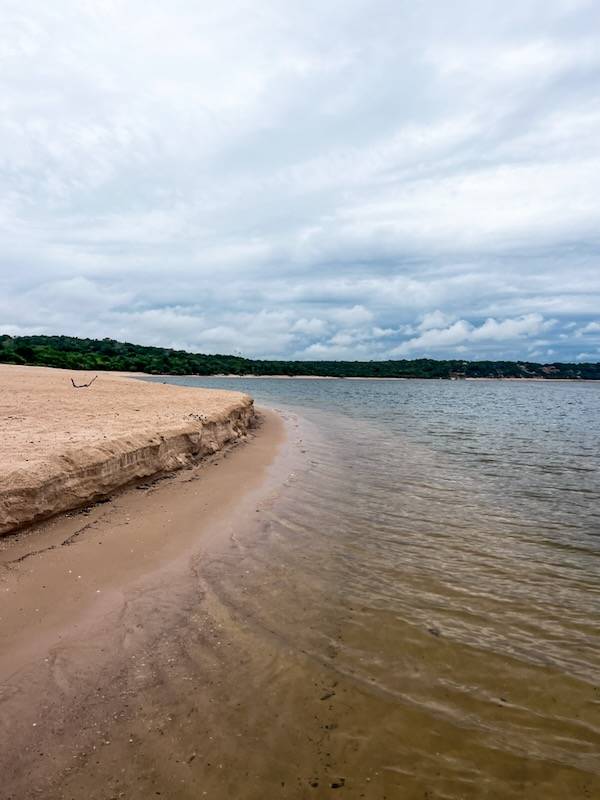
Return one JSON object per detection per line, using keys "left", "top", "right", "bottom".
{"left": 0, "top": 408, "right": 289, "bottom": 799}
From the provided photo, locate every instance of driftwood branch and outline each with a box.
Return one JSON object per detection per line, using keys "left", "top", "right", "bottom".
{"left": 71, "top": 375, "right": 98, "bottom": 389}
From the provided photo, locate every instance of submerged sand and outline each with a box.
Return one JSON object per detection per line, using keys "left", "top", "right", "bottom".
{"left": 0, "top": 365, "right": 254, "bottom": 534}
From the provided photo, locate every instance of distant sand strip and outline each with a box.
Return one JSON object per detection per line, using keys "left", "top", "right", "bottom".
{"left": 0, "top": 365, "right": 254, "bottom": 535}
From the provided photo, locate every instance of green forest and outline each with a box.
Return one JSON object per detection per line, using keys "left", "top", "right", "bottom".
{"left": 1, "top": 333, "right": 599, "bottom": 379}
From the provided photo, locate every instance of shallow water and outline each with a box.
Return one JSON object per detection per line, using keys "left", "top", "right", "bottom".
{"left": 146, "top": 376, "right": 600, "bottom": 798}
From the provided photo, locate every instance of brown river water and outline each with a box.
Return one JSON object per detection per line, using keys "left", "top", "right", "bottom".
{"left": 2, "top": 378, "right": 599, "bottom": 799}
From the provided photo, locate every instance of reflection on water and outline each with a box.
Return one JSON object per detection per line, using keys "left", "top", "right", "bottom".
{"left": 150, "top": 377, "right": 600, "bottom": 798}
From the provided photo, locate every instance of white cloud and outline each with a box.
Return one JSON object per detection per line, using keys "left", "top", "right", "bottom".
{"left": 329, "top": 305, "right": 374, "bottom": 327}
{"left": 391, "top": 314, "right": 552, "bottom": 356}
{"left": 392, "top": 320, "right": 474, "bottom": 355}
{"left": 470, "top": 314, "right": 554, "bottom": 342}
{"left": 427, "top": 38, "right": 600, "bottom": 86}
{"left": 292, "top": 317, "right": 328, "bottom": 335}
{"left": 419, "top": 310, "right": 456, "bottom": 331}
{"left": 579, "top": 321, "right": 600, "bottom": 333}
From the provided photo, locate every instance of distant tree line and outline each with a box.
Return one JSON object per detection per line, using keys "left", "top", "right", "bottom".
{"left": 1, "top": 334, "right": 599, "bottom": 380}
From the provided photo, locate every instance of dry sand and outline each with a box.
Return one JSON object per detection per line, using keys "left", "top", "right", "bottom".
{"left": 0, "top": 364, "right": 254, "bottom": 534}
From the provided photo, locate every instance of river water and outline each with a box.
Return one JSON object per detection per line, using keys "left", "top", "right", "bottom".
{"left": 145, "top": 376, "right": 600, "bottom": 799}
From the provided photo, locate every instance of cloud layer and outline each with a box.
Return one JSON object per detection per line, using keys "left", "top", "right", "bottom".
{"left": 1, "top": 0, "right": 600, "bottom": 360}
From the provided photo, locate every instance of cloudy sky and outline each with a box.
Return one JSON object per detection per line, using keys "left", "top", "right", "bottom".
{"left": 1, "top": 0, "right": 600, "bottom": 361}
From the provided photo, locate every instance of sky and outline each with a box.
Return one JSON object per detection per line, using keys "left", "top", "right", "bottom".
{"left": 1, "top": 0, "right": 600, "bottom": 362}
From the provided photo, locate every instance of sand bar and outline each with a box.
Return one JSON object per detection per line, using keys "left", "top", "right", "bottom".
{"left": 0, "top": 364, "right": 254, "bottom": 534}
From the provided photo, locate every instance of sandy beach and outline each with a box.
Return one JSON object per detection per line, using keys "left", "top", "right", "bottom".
{"left": 0, "top": 367, "right": 290, "bottom": 798}
{"left": 0, "top": 365, "right": 254, "bottom": 534}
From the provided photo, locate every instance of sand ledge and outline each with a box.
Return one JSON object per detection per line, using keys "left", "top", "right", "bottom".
{"left": 0, "top": 365, "right": 255, "bottom": 535}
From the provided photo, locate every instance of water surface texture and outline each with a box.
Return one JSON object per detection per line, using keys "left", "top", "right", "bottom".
{"left": 148, "top": 376, "right": 600, "bottom": 798}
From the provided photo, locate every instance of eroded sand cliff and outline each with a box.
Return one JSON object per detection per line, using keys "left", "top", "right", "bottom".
{"left": 0, "top": 365, "right": 254, "bottom": 534}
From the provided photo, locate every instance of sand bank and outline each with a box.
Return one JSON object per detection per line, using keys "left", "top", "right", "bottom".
{"left": 0, "top": 364, "right": 254, "bottom": 535}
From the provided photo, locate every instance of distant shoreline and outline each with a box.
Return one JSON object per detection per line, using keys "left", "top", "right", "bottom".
{"left": 3, "top": 334, "right": 599, "bottom": 381}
